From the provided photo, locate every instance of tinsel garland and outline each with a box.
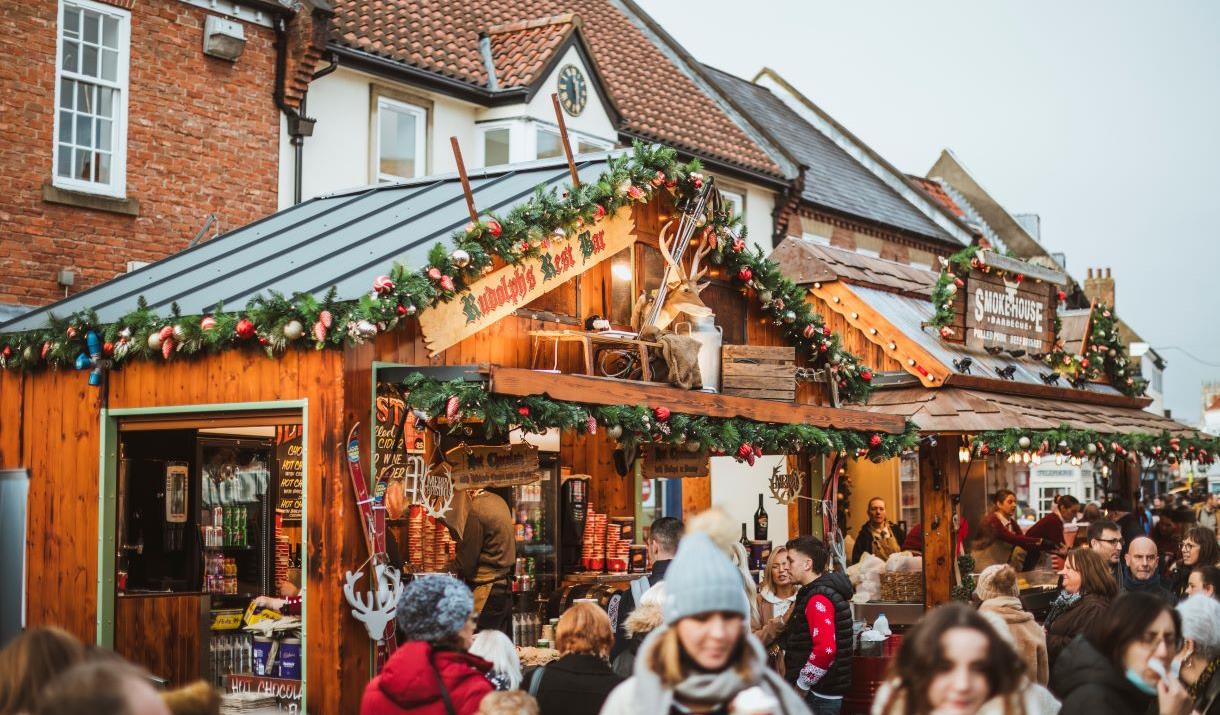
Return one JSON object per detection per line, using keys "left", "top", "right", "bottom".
{"left": 0, "top": 143, "right": 874, "bottom": 400}
{"left": 928, "top": 246, "right": 1144, "bottom": 398}
{"left": 970, "top": 423, "right": 1218, "bottom": 467}
{"left": 400, "top": 374, "right": 919, "bottom": 463}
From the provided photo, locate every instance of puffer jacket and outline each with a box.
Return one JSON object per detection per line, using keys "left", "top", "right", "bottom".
{"left": 783, "top": 571, "right": 854, "bottom": 696}
{"left": 360, "top": 641, "right": 493, "bottom": 715}
{"left": 1043, "top": 592, "right": 1110, "bottom": 669}
{"left": 1048, "top": 636, "right": 1154, "bottom": 715}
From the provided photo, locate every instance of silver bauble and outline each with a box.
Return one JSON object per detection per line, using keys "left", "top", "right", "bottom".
{"left": 758, "top": 290, "right": 773, "bottom": 304}
{"left": 356, "top": 320, "right": 378, "bottom": 338}
{"left": 147, "top": 332, "right": 162, "bottom": 350}
{"left": 283, "top": 320, "right": 304, "bottom": 340}
{"left": 172, "top": 324, "right": 186, "bottom": 340}
{"left": 783, "top": 310, "right": 796, "bottom": 323}
{"left": 451, "top": 249, "right": 471, "bottom": 268}
{"left": 685, "top": 440, "right": 702, "bottom": 453}
{"left": 606, "top": 425, "right": 623, "bottom": 440}
{"left": 1018, "top": 436, "right": 1031, "bottom": 449}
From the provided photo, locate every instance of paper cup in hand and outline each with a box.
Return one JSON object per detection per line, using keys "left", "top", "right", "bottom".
{"left": 731, "top": 686, "right": 778, "bottom": 715}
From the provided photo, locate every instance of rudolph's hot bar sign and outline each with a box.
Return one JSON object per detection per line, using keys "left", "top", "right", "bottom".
{"left": 419, "top": 208, "right": 637, "bottom": 355}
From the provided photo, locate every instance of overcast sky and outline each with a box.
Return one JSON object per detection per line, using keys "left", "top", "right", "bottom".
{"left": 636, "top": 0, "right": 1220, "bottom": 424}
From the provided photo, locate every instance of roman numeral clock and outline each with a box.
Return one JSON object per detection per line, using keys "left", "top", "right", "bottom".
{"left": 557, "top": 64, "right": 587, "bottom": 116}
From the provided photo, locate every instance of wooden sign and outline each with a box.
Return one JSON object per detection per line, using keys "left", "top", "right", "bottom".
{"left": 445, "top": 443, "right": 541, "bottom": 490}
{"left": 419, "top": 207, "right": 637, "bottom": 355}
{"left": 274, "top": 425, "right": 303, "bottom": 522}
{"left": 964, "top": 269, "right": 1055, "bottom": 353}
{"left": 642, "top": 445, "right": 708, "bottom": 479}
{"left": 225, "top": 674, "right": 302, "bottom": 707}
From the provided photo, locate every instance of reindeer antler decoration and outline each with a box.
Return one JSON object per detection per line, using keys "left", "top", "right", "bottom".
{"left": 638, "top": 213, "right": 718, "bottom": 332}
{"left": 344, "top": 563, "right": 403, "bottom": 643}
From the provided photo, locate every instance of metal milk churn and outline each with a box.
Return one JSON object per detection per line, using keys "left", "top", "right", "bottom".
{"left": 676, "top": 315, "right": 722, "bottom": 392}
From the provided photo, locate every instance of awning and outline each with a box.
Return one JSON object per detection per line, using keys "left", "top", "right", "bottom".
{"left": 487, "top": 367, "right": 907, "bottom": 433}
{"left": 859, "top": 385, "right": 1197, "bottom": 436}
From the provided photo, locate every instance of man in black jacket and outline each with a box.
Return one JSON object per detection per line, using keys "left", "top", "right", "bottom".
{"left": 784, "top": 535, "right": 854, "bottom": 715}
{"left": 851, "top": 497, "right": 906, "bottom": 565}
{"left": 608, "top": 516, "right": 682, "bottom": 662}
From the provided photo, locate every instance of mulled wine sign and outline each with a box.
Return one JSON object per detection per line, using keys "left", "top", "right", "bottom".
{"left": 445, "top": 443, "right": 541, "bottom": 489}
{"left": 641, "top": 445, "right": 708, "bottom": 479}
{"left": 418, "top": 207, "right": 637, "bottom": 355}
{"left": 960, "top": 253, "right": 1062, "bottom": 354}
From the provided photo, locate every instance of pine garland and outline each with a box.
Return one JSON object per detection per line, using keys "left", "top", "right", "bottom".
{"left": 0, "top": 143, "right": 875, "bottom": 401}
{"left": 400, "top": 374, "right": 919, "bottom": 463}
{"left": 1044, "top": 302, "right": 1146, "bottom": 396}
{"left": 928, "top": 245, "right": 979, "bottom": 337}
{"left": 970, "top": 423, "right": 1218, "bottom": 467}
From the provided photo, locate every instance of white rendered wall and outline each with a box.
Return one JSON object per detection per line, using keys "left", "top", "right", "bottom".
{"left": 709, "top": 454, "right": 790, "bottom": 546}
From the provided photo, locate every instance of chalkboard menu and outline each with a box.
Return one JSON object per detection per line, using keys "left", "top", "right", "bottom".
{"left": 374, "top": 389, "right": 423, "bottom": 489}
{"left": 275, "top": 425, "right": 303, "bottom": 522}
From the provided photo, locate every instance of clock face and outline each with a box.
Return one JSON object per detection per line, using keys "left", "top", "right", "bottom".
{"left": 557, "top": 65, "right": 587, "bottom": 117}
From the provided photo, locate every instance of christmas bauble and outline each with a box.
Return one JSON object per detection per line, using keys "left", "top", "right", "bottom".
{"left": 200, "top": 316, "right": 217, "bottom": 331}
{"left": 373, "top": 275, "right": 395, "bottom": 295}
{"left": 451, "top": 249, "right": 471, "bottom": 268}
{"left": 685, "top": 440, "right": 701, "bottom": 453}
{"left": 860, "top": 370, "right": 873, "bottom": 381}
{"left": 1018, "top": 436, "right": 1031, "bottom": 449}
{"left": 147, "top": 332, "right": 162, "bottom": 350}
{"left": 653, "top": 406, "right": 670, "bottom": 421}
{"left": 783, "top": 311, "right": 796, "bottom": 324}
{"left": 486, "top": 219, "right": 502, "bottom": 238}
{"left": 235, "top": 319, "right": 256, "bottom": 340}
{"left": 737, "top": 267, "right": 752, "bottom": 282}
{"left": 517, "top": 406, "right": 531, "bottom": 417}
{"left": 869, "top": 434, "right": 882, "bottom": 447}
{"left": 606, "top": 425, "right": 623, "bottom": 440}
{"left": 283, "top": 320, "right": 304, "bottom": 340}
{"left": 946, "top": 282, "right": 957, "bottom": 295}
{"left": 22, "top": 346, "right": 35, "bottom": 362}
{"left": 172, "top": 324, "right": 186, "bottom": 340}
{"left": 355, "top": 320, "right": 377, "bottom": 338}
{"left": 758, "top": 290, "right": 773, "bottom": 304}
{"left": 616, "top": 178, "right": 633, "bottom": 195}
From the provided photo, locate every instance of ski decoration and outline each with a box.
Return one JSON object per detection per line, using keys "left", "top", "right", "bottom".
{"left": 346, "top": 423, "right": 398, "bottom": 669}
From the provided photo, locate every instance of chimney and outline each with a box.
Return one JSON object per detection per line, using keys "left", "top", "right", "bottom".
{"left": 1014, "top": 213, "right": 1041, "bottom": 241}
{"left": 1083, "top": 267, "right": 1115, "bottom": 308}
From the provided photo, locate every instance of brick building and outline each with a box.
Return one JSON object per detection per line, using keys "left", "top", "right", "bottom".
{"left": 0, "top": 0, "right": 327, "bottom": 320}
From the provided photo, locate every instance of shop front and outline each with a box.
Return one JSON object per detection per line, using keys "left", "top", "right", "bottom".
{"left": 0, "top": 145, "right": 912, "bottom": 711}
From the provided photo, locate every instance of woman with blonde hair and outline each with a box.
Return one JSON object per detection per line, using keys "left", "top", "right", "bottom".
{"left": 0, "top": 626, "right": 87, "bottom": 715}
{"left": 975, "top": 565, "right": 1049, "bottom": 685}
{"left": 526, "top": 602, "right": 621, "bottom": 715}
{"left": 754, "top": 545, "right": 797, "bottom": 674}
{"left": 601, "top": 533, "right": 809, "bottom": 715}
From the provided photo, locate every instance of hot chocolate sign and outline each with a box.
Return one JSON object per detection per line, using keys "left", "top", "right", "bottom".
{"left": 419, "top": 207, "right": 637, "bottom": 355}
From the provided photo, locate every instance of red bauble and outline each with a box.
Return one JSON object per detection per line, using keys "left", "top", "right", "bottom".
{"left": 517, "top": 406, "right": 531, "bottom": 417}
{"left": 802, "top": 324, "right": 816, "bottom": 339}
{"left": 486, "top": 219, "right": 502, "bottom": 238}
{"left": 258, "top": 336, "right": 269, "bottom": 346}
{"left": 102, "top": 342, "right": 114, "bottom": 356}
{"left": 1015, "top": 274, "right": 1025, "bottom": 283}
{"left": 1057, "top": 290, "right": 1067, "bottom": 302}
{"left": 653, "top": 406, "right": 671, "bottom": 421}
{"left": 731, "top": 238, "right": 746, "bottom": 253}
{"left": 861, "top": 370, "right": 873, "bottom": 381}
{"left": 396, "top": 304, "right": 408, "bottom": 316}
{"left": 737, "top": 443, "right": 753, "bottom": 459}
{"left": 823, "top": 327, "right": 832, "bottom": 336}
{"left": 235, "top": 319, "right": 256, "bottom": 339}
{"left": 869, "top": 434, "right": 882, "bottom": 447}
{"left": 593, "top": 204, "right": 606, "bottom": 221}
{"left": 980, "top": 444, "right": 990, "bottom": 455}
{"left": 1, "top": 345, "right": 10, "bottom": 358}
{"left": 737, "top": 267, "right": 753, "bottom": 282}
{"left": 818, "top": 342, "right": 829, "bottom": 352}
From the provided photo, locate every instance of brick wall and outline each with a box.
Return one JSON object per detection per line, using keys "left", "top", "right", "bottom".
{"left": 0, "top": 2, "right": 287, "bottom": 310}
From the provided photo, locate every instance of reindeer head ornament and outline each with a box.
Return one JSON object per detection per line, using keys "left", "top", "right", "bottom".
{"left": 632, "top": 221, "right": 716, "bottom": 332}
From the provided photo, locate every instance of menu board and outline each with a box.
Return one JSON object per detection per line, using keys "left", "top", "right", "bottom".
{"left": 274, "top": 425, "right": 303, "bottom": 522}
{"left": 375, "top": 389, "right": 423, "bottom": 486}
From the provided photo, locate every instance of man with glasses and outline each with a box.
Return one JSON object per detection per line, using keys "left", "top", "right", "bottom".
{"left": 1086, "top": 518, "right": 1124, "bottom": 582}
{"left": 1120, "top": 536, "right": 1173, "bottom": 602}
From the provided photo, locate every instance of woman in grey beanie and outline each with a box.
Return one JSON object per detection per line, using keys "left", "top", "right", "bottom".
{"left": 600, "top": 533, "right": 811, "bottom": 715}
{"left": 361, "top": 574, "right": 493, "bottom": 715}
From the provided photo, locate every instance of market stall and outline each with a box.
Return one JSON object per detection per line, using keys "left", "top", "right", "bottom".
{"left": 0, "top": 141, "right": 912, "bottom": 711}
{"left": 771, "top": 239, "right": 1220, "bottom": 713}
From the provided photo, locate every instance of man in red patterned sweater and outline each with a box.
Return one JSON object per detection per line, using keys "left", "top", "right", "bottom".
{"left": 783, "top": 535, "right": 854, "bottom": 715}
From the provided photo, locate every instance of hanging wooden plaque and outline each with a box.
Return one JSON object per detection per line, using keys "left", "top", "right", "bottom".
{"left": 641, "top": 445, "right": 708, "bottom": 479}
{"left": 445, "top": 443, "right": 541, "bottom": 490}
{"left": 418, "top": 207, "right": 637, "bottom": 356}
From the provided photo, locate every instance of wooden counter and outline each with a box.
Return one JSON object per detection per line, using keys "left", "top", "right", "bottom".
{"left": 115, "top": 592, "right": 209, "bottom": 687}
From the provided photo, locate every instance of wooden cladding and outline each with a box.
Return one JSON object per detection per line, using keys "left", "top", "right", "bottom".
{"left": 721, "top": 345, "right": 796, "bottom": 401}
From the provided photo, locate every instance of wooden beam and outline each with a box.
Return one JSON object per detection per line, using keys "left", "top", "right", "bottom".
{"left": 978, "top": 250, "right": 1066, "bottom": 285}
{"left": 551, "top": 93, "right": 581, "bottom": 188}
{"left": 449, "top": 136, "right": 479, "bottom": 224}
{"left": 810, "top": 281, "right": 951, "bottom": 387}
{"left": 487, "top": 367, "right": 907, "bottom": 433}
{"left": 943, "top": 373, "right": 1153, "bottom": 410}
{"left": 920, "top": 434, "right": 959, "bottom": 608}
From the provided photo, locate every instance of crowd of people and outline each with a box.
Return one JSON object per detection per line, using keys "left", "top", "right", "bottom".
{"left": 2, "top": 494, "right": 1217, "bottom": 715}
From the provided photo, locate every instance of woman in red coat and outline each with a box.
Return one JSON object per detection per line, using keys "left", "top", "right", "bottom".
{"left": 362, "top": 574, "right": 493, "bottom": 715}
{"left": 971, "top": 489, "right": 1057, "bottom": 570}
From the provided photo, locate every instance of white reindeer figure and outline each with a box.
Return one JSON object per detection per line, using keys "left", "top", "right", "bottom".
{"left": 632, "top": 221, "right": 716, "bottom": 332}
{"left": 343, "top": 562, "right": 403, "bottom": 643}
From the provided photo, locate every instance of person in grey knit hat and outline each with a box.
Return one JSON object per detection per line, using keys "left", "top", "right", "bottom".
{"left": 362, "top": 574, "right": 493, "bottom": 715}
{"left": 600, "top": 532, "right": 810, "bottom": 715}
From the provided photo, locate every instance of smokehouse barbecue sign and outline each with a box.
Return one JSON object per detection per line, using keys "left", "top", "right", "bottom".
{"left": 962, "top": 255, "right": 1060, "bottom": 355}
{"left": 419, "top": 208, "right": 637, "bottom": 355}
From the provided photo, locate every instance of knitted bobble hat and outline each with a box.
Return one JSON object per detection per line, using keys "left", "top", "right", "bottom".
{"left": 974, "top": 564, "right": 1019, "bottom": 602}
{"left": 662, "top": 532, "right": 750, "bottom": 625}
{"left": 396, "top": 574, "right": 474, "bottom": 644}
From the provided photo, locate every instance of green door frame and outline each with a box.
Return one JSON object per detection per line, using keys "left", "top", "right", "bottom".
{"left": 97, "top": 399, "right": 309, "bottom": 704}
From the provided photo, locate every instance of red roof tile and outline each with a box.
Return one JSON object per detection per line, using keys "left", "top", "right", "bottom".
{"left": 910, "top": 177, "right": 965, "bottom": 218}
{"left": 487, "top": 14, "right": 575, "bottom": 88}
{"left": 330, "top": 0, "right": 781, "bottom": 176}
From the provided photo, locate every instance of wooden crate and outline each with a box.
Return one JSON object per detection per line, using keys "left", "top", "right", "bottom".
{"left": 720, "top": 345, "right": 796, "bottom": 401}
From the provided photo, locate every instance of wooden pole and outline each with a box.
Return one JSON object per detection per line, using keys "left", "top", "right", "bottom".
{"left": 449, "top": 136, "right": 480, "bottom": 224}
{"left": 919, "top": 434, "right": 959, "bottom": 608}
{"left": 551, "top": 93, "right": 581, "bottom": 188}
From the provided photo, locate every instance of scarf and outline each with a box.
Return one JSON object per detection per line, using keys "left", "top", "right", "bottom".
{"left": 869, "top": 522, "right": 901, "bottom": 561}
{"left": 630, "top": 625, "right": 810, "bottom": 715}
{"left": 1043, "top": 591, "right": 1081, "bottom": 630}
{"left": 1120, "top": 564, "right": 1166, "bottom": 592}
{"left": 1188, "top": 658, "right": 1220, "bottom": 700}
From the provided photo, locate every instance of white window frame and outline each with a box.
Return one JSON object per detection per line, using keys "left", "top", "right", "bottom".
{"left": 532, "top": 123, "right": 612, "bottom": 161}
{"left": 52, "top": 0, "right": 130, "bottom": 198}
{"left": 718, "top": 186, "right": 746, "bottom": 222}
{"left": 374, "top": 96, "right": 427, "bottom": 182}
{"left": 476, "top": 120, "right": 529, "bottom": 168}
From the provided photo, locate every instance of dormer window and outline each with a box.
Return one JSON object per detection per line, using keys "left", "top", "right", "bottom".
{"left": 477, "top": 120, "right": 614, "bottom": 168}
{"left": 375, "top": 96, "right": 427, "bottom": 182}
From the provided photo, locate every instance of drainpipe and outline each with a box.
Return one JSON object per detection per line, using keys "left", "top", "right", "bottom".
{"left": 273, "top": 16, "right": 317, "bottom": 205}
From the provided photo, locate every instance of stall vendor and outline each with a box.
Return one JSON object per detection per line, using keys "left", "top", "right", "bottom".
{"left": 851, "top": 498, "right": 906, "bottom": 564}
{"left": 449, "top": 489, "right": 515, "bottom": 634}
{"left": 1021, "top": 494, "right": 1079, "bottom": 570}
{"left": 971, "top": 489, "right": 1058, "bottom": 570}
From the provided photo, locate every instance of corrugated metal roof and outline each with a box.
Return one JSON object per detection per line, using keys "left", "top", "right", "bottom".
{"left": 850, "top": 285, "right": 1123, "bottom": 397}
{"left": 703, "top": 65, "right": 957, "bottom": 243}
{"left": 1, "top": 154, "right": 617, "bottom": 333}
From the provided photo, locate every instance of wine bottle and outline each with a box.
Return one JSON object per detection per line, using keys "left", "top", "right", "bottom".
{"left": 740, "top": 523, "right": 751, "bottom": 551}
{"left": 754, "top": 494, "right": 769, "bottom": 541}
